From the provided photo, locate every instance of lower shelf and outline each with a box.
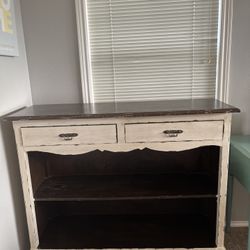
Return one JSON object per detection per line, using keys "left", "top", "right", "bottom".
{"left": 38, "top": 214, "right": 216, "bottom": 249}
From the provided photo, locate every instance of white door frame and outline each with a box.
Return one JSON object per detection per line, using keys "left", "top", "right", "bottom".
{"left": 75, "top": 0, "right": 94, "bottom": 103}
{"left": 216, "top": 0, "right": 234, "bottom": 103}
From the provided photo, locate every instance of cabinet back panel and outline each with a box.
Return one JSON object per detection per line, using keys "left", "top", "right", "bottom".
{"left": 28, "top": 146, "right": 220, "bottom": 177}
{"left": 36, "top": 198, "right": 217, "bottom": 249}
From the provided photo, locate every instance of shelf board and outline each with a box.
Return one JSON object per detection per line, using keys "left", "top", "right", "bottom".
{"left": 34, "top": 173, "right": 217, "bottom": 201}
{"left": 38, "top": 214, "right": 216, "bottom": 249}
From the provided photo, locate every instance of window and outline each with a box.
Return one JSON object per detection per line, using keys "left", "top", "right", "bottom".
{"left": 76, "top": 0, "right": 233, "bottom": 103}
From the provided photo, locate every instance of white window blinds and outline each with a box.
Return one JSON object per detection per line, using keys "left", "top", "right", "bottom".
{"left": 86, "top": 0, "right": 219, "bottom": 102}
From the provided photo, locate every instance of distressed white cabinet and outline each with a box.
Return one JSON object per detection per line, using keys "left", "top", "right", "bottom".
{"left": 6, "top": 99, "right": 239, "bottom": 250}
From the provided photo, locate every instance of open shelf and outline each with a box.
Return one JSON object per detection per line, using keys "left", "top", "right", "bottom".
{"left": 36, "top": 198, "right": 217, "bottom": 249}
{"left": 30, "top": 147, "right": 219, "bottom": 249}
{"left": 29, "top": 146, "right": 220, "bottom": 201}
{"left": 39, "top": 214, "right": 216, "bottom": 249}
{"left": 34, "top": 173, "right": 217, "bottom": 201}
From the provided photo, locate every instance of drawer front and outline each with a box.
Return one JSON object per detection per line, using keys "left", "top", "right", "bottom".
{"left": 21, "top": 125, "right": 117, "bottom": 146}
{"left": 125, "top": 121, "right": 224, "bottom": 143}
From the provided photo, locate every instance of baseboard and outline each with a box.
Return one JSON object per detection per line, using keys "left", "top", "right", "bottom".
{"left": 231, "top": 220, "right": 248, "bottom": 227}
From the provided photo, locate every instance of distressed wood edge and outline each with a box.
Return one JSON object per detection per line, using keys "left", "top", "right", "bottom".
{"left": 217, "top": 196, "right": 227, "bottom": 247}
{"left": 125, "top": 120, "right": 224, "bottom": 143}
{"left": 12, "top": 113, "right": 228, "bottom": 128}
{"left": 13, "top": 113, "right": 226, "bottom": 153}
{"left": 13, "top": 124, "right": 39, "bottom": 248}
{"left": 22, "top": 140, "right": 223, "bottom": 155}
{"left": 218, "top": 114, "right": 232, "bottom": 196}
{"left": 21, "top": 124, "right": 118, "bottom": 147}
{"left": 216, "top": 113, "right": 232, "bottom": 247}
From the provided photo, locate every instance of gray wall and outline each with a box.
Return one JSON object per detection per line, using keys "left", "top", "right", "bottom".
{"left": 19, "top": 0, "right": 250, "bottom": 222}
{"left": 229, "top": 0, "right": 250, "bottom": 223}
{"left": 0, "top": 0, "right": 32, "bottom": 248}
{"left": 20, "top": 0, "right": 82, "bottom": 105}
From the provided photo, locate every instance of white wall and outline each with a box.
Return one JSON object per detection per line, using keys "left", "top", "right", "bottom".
{"left": 20, "top": 0, "right": 82, "bottom": 105}
{"left": 229, "top": 0, "right": 250, "bottom": 223}
{"left": 0, "top": 0, "right": 32, "bottom": 248}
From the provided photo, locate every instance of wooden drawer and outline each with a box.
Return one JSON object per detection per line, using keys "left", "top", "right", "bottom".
{"left": 125, "top": 121, "right": 224, "bottom": 143}
{"left": 21, "top": 124, "right": 117, "bottom": 146}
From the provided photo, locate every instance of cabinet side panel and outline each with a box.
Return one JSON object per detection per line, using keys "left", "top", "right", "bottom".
{"left": 216, "top": 114, "right": 232, "bottom": 247}
{"left": 13, "top": 122, "right": 39, "bottom": 248}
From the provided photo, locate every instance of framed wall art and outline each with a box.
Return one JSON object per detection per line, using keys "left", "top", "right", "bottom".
{"left": 0, "top": 0, "right": 18, "bottom": 56}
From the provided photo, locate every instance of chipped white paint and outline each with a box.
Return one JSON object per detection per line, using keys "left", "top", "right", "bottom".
{"left": 21, "top": 124, "right": 117, "bottom": 146}
{"left": 216, "top": 114, "right": 232, "bottom": 247}
{"left": 12, "top": 113, "right": 228, "bottom": 127}
{"left": 12, "top": 113, "right": 232, "bottom": 250}
{"left": 13, "top": 125, "right": 39, "bottom": 248}
{"left": 23, "top": 140, "right": 223, "bottom": 155}
{"left": 125, "top": 120, "right": 224, "bottom": 143}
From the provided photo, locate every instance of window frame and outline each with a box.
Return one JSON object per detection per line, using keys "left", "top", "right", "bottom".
{"left": 75, "top": 0, "right": 233, "bottom": 104}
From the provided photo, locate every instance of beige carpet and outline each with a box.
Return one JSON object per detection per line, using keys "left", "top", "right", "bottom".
{"left": 225, "top": 227, "right": 248, "bottom": 250}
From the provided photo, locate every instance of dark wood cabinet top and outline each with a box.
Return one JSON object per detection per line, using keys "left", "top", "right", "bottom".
{"left": 4, "top": 98, "right": 240, "bottom": 121}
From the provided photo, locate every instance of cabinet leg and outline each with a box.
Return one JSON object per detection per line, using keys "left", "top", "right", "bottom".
{"left": 226, "top": 174, "right": 234, "bottom": 232}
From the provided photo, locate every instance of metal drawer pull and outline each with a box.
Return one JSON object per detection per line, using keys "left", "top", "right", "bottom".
{"left": 163, "top": 130, "right": 183, "bottom": 137}
{"left": 58, "top": 133, "right": 78, "bottom": 141}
